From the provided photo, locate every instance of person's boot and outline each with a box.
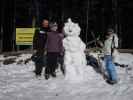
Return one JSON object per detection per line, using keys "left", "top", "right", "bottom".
{"left": 45, "top": 74, "right": 50, "bottom": 80}
{"left": 106, "top": 79, "right": 117, "bottom": 85}
{"left": 60, "top": 65, "right": 65, "bottom": 75}
{"left": 120, "top": 64, "right": 128, "bottom": 68}
{"left": 51, "top": 72, "right": 56, "bottom": 78}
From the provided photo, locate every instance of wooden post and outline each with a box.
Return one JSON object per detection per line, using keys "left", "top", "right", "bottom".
{"left": 86, "top": 0, "right": 90, "bottom": 45}
{"left": 0, "top": 26, "right": 3, "bottom": 53}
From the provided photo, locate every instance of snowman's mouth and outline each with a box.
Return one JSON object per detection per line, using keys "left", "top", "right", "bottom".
{"left": 69, "top": 30, "right": 72, "bottom": 32}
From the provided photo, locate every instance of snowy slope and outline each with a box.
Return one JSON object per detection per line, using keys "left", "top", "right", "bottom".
{"left": 0, "top": 53, "right": 133, "bottom": 100}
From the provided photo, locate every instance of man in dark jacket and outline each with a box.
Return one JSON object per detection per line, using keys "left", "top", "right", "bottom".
{"left": 45, "top": 22, "right": 64, "bottom": 80}
{"left": 32, "top": 19, "right": 49, "bottom": 78}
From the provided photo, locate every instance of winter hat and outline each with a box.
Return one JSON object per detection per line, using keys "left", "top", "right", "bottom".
{"left": 107, "top": 28, "right": 114, "bottom": 33}
{"left": 50, "top": 22, "right": 58, "bottom": 28}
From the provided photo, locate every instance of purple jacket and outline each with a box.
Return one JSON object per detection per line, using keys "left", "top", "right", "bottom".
{"left": 46, "top": 31, "right": 64, "bottom": 53}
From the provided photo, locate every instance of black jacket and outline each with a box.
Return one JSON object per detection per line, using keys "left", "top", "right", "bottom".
{"left": 33, "top": 28, "right": 49, "bottom": 51}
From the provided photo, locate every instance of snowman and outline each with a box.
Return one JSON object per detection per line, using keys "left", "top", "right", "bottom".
{"left": 63, "top": 18, "right": 87, "bottom": 83}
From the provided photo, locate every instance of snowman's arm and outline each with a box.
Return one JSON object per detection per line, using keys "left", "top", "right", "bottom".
{"left": 63, "top": 39, "right": 69, "bottom": 51}
{"left": 80, "top": 40, "right": 86, "bottom": 51}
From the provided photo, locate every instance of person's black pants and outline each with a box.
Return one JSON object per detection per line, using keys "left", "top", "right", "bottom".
{"left": 34, "top": 55, "right": 45, "bottom": 76}
{"left": 58, "top": 55, "right": 65, "bottom": 75}
{"left": 35, "top": 62, "right": 43, "bottom": 75}
{"left": 45, "top": 52, "right": 59, "bottom": 75}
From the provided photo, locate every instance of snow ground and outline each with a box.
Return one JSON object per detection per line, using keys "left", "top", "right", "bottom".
{"left": 0, "top": 53, "right": 133, "bottom": 100}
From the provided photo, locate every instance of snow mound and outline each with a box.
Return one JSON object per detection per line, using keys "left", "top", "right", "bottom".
{"left": 0, "top": 53, "right": 133, "bottom": 100}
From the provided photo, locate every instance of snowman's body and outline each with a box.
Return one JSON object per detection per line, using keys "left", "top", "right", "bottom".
{"left": 63, "top": 19, "right": 87, "bottom": 83}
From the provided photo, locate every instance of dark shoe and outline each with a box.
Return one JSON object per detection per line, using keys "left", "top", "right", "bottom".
{"left": 51, "top": 72, "right": 56, "bottom": 78}
{"left": 120, "top": 64, "right": 128, "bottom": 68}
{"left": 106, "top": 79, "right": 117, "bottom": 85}
{"left": 45, "top": 74, "right": 50, "bottom": 80}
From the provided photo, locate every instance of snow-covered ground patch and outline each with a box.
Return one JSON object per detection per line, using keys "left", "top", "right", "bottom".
{"left": 0, "top": 53, "right": 133, "bottom": 100}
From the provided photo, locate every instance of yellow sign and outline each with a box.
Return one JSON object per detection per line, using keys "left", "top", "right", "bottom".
{"left": 16, "top": 28, "right": 35, "bottom": 45}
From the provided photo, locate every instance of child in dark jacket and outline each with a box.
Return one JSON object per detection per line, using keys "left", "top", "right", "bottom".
{"left": 45, "top": 23, "right": 64, "bottom": 80}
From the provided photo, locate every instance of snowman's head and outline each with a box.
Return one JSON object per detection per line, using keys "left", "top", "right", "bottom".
{"left": 64, "top": 18, "right": 81, "bottom": 36}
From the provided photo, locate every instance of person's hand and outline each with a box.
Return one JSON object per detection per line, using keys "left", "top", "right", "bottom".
{"left": 33, "top": 50, "right": 37, "bottom": 53}
{"left": 97, "top": 40, "right": 103, "bottom": 47}
{"left": 60, "top": 52, "right": 64, "bottom": 56}
{"left": 44, "top": 50, "right": 47, "bottom": 55}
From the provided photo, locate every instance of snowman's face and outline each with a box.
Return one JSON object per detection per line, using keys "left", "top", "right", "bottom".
{"left": 64, "top": 19, "right": 81, "bottom": 36}
{"left": 72, "top": 24, "right": 81, "bottom": 36}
